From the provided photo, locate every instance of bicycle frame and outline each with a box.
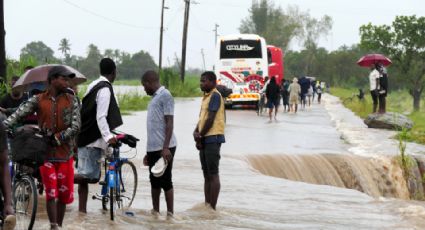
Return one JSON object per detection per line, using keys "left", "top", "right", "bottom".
{"left": 92, "top": 132, "right": 139, "bottom": 221}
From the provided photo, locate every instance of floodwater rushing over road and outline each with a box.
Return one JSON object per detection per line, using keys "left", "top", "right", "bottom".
{"left": 29, "top": 95, "right": 425, "bottom": 229}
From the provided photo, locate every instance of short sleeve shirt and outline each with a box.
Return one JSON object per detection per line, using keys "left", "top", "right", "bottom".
{"left": 146, "top": 86, "right": 177, "bottom": 152}
{"left": 369, "top": 69, "right": 380, "bottom": 91}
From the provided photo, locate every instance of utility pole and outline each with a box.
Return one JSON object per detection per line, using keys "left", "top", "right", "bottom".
{"left": 0, "top": 0, "right": 5, "bottom": 82}
{"left": 213, "top": 23, "right": 219, "bottom": 46}
{"left": 158, "top": 0, "right": 167, "bottom": 73}
{"left": 180, "top": 0, "right": 190, "bottom": 83}
{"left": 201, "top": 49, "right": 206, "bottom": 71}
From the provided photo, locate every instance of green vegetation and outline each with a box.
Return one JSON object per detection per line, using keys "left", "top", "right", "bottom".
{"left": 331, "top": 87, "right": 425, "bottom": 144}
{"left": 360, "top": 15, "right": 425, "bottom": 111}
{"left": 117, "top": 92, "right": 150, "bottom": 114}
{"left": 160, "top": 68, "right": 202, "bottom": 97}
{"left": 113, "top": 79, "right": 140, "bottom": 86}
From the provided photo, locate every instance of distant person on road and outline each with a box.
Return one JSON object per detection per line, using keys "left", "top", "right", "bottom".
{"left": 368, "top": 63, "right": 381, "bottom": 113}
{"left": 316, "top": 85, "right": 323, "bottom": 104}
{"left": 306, "top": 85, "right": 313, "bottom": 107}
{"left": 75, "top": 58, "right": 123, "bottom": 213}
{"left": 289, "top": 77, "right": 301, "bottom": 113}
{"left": 265, "top": 76, "right": 280, "bottom": 121}
{"left": 193, "top": 71, "right": 226, "bottom": 210}
{"left": 280, "top": 79, "right": 290, "bottom": 112}
{"left": 141, "top": 70, "right": 177, "bottom": 217}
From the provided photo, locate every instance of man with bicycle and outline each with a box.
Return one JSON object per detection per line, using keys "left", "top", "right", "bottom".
{"left": 4, "top": 65, "right": 81, "bottom": 230}
{"left": 75, "top": 58, "right": 122, "bottom": 213}
{"left": 0, "top": 122, "right": 15, "bottom": 230}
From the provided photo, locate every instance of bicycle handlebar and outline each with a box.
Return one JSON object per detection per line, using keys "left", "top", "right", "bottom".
{"left": 112, "top": 131, "right": 140, "bottom": 148}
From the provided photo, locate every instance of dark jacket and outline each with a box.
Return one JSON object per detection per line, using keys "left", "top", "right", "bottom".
{"left": 78, "top": 81, "right": 122, "bottom": 147}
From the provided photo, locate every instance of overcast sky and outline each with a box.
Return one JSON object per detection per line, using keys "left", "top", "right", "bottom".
{"left": 5, "top": 0, "right": 424, "bottom": 70}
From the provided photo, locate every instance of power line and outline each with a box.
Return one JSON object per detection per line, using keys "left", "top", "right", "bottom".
{"left": 62, "top": 0, "right": 157, "bottom": 30}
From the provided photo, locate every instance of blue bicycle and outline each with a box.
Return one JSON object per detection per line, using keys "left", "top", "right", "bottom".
{"left": 92, "top": 132, "right": 139, "bottom": 221}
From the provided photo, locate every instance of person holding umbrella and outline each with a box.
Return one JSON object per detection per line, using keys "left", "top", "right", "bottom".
{"left": 368, "top": 63, "right": 381, "bottom": 113}
{"left": 357, "top": 54, "right": 391, "bottom": 114}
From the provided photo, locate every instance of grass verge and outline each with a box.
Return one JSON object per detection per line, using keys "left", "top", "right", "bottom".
{"left": 331, "top": 87, "right": 425, "bottom": 144}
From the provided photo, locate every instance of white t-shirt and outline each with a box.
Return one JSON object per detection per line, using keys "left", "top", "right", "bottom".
{"left": 369, "top": 69, "right": 380, "bottom": 91}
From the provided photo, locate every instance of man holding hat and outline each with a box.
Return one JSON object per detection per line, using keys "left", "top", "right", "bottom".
{"left": 141, "top": 70, "right": 177, "bottom": 217}
{"left": 4, "top": 65, "right": 81, "bottom": 230}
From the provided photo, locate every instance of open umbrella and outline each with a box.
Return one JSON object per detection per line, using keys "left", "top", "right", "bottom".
{"left": 357, "top": 54, "right": 392, "bottom": 67}
{"left": 13, "top": 64, "right": 87, "bottom": 91}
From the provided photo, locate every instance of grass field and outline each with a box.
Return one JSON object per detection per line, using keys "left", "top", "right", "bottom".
{"left": 77, "top": 74, "right": 201, "bottom": 114}
{"left": 331, "top": 88, "right": 425, "bottom": 144}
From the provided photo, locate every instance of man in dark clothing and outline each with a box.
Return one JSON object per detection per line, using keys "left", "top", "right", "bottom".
{"left": 266, "top": 77, "right": 280, "bottom": 121}
{"left": 280, "top": 80, "right": 290, "bottom": 112}
{"left": 75, "top": 58, "right": 122, "bottom": 213}
{"left": 0, "top": 76, "right": 26, "bottom": 116}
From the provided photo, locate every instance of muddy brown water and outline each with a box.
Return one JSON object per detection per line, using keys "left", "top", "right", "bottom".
{"left": 26, "top": 95, "right": 425, "bottom": 229}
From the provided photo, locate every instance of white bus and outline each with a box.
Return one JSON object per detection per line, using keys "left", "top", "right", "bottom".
{"left": 215, "top": 34, "right": 269, "bottom": 107}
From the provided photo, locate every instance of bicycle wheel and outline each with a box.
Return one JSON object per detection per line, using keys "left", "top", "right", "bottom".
{"left": 109, "top": 187, "right": 115, "bottom": 221}
{"left": 118, "top": 161, "right": 137, "bottom": 209}
{"left": 13, "top": 175, "right": 37, "bottom": 230}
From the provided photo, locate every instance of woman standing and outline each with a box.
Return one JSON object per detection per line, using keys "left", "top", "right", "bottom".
{"left": 289, "top": 78, "right": 301, "bottom": 113}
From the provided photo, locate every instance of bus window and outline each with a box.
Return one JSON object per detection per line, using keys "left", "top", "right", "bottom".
{"left": 220, "top": 39, "right": 262, "bottom": 59}
{"left": 267, "top": 49, "right": 272, "bottom": 64}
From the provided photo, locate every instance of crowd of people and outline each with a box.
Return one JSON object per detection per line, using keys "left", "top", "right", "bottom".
{"left": 260, "top": 76, "right": 328, "bottom": 121}
{"left": 0, "top": 59, "right": 226, "bottom": 230}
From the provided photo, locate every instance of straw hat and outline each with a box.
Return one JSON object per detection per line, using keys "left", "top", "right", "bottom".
{"left": 151, "top": 158, "right": 168, "bottom": 177}
{"left": 293, "top": 77, "right": 298, "bottom": 83}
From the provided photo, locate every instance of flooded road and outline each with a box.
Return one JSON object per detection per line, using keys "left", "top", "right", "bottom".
{"left": 29, "top": 95, "right": 425, "bottom": 229}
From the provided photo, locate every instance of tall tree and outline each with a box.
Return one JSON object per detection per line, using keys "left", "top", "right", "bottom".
{"left": 359, "top": 15, "right": 425, "bottom": 111}
{"left": 79, "top": 44, "right": 102, "bottom": 79}
{"left": 20, "top": 41, "right": 58, "bottom": 64}
{"left": 239, "top": 1, "right": 303, "bottom": 51}
{"left": 58, "top": 38, "right": 71, "bottom": 57}
{"left": 118, "top": 50, "right": 157, "bottom": 79}
{"left": 299, "top": 14, "right": 333, "bottom": 74}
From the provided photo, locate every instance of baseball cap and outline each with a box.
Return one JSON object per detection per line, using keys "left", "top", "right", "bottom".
{"left": 48, "top": 65, "right": 76, "bottom": 79}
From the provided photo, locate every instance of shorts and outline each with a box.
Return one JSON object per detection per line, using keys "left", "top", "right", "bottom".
{"left": 147, "top": 147, "right": 176, "bottom": 191}
{"left": 266, "top": 99, "right": 279, "bottom": 109}
{"left": 77, "top": 147, "right": 102, "bottom": 180}
{"left": 200, "top": 143, "right": 221, "bottom": 175}
{"left": 39, "top": 159, "right": 74, "bottom": 204}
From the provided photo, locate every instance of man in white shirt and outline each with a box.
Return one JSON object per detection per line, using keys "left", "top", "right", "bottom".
{"left": 74, "top": 58, "right": 123, "bottom": 213}
{"left": 368, "top": 63, "right": 381, "bottom": 113}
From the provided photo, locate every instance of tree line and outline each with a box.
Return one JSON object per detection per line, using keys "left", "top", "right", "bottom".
{"left": 8, "top": 39, "right": 157, "bottom": 81}
{"left": 241, "top": 0, "right": 425, "bottom": 111}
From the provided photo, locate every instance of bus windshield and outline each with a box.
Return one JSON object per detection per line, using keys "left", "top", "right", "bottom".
{"left": 220, "top": 39, "right": 262, "bottom": 59}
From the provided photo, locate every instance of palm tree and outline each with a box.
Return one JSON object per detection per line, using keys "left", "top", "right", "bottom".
{"left": 58, "top": 38, "right": 71, "bottom": 58}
